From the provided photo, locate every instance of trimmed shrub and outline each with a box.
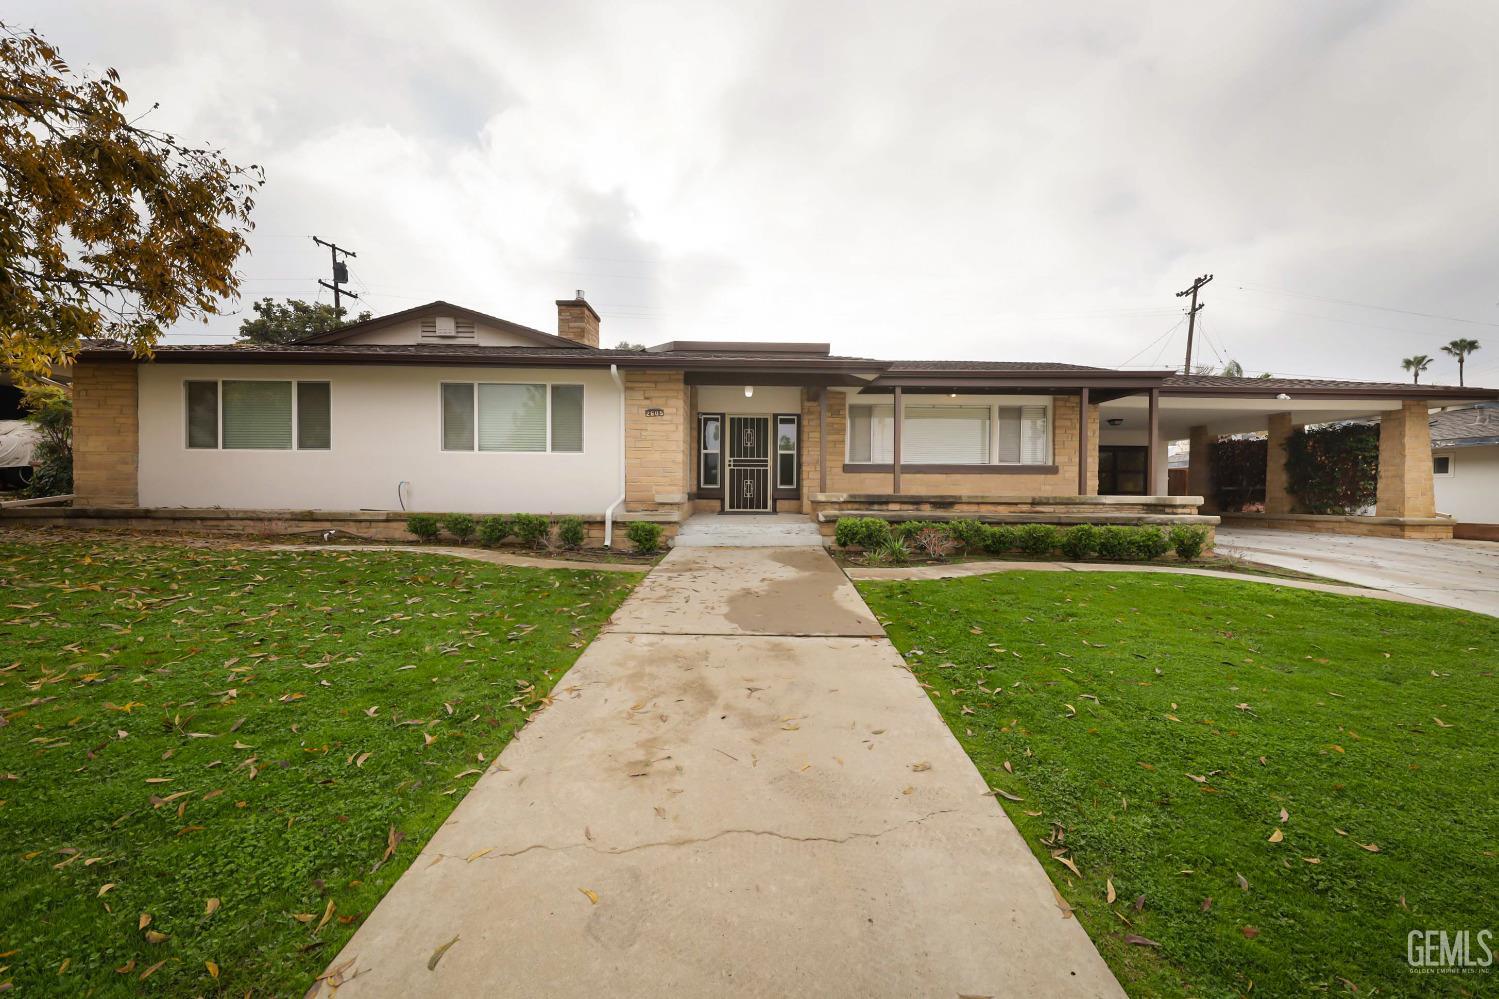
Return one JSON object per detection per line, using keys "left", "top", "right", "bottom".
{"left": 626, "top": 520, "right": 664, "bottom": 554}
{"left": 1016, "top": 524, "right": 1058, "bottom": 557}
{"left": 477, "top": 515, "right": 512, "bottom": 547}
{"left": 1170, "top": 525, "right": 1209, "bottom": 561}
{"left": 875, "top": 538, "right": 911, "bottom": 564}
{"left": 1058, "top": 524, "right": 1099, "bottom": 560}
{"left": 556, "top": 516, "right": 587, "bottom": 550}
{"left": 945, "top": 519, "right": 985, "bottom": 553}
{"left": 981, "top": 525, "right": 1018, "bottom": 555}
{"left": 511, "top": 513, "right": 550, "bottom": 548}
{"left": 405, "top": 514, "right": 440, "bottom": 542}
{"left": 892, "top": 520, "right": 927, "bottom": 542}
{"left": 834, "top": 517, "right": 892, "bottom": 550}
{"left": 1132, "top": 526, "right": 1171, "bottom": 560}
{"left": 441, "top": 513, "right": 476, "bottom": 544}
{"left": 913, "top": 526, "right": 956, "bottom": 560}
{"left": 1095, "top": 525, "right": 1133, "bottom": 560}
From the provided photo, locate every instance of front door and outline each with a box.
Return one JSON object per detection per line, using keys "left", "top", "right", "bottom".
{"left": 726, "top": 416, "right": 771, "bottom": 512}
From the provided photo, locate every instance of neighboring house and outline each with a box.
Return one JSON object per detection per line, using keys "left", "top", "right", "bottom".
{"left": 37, "top": 294, "right": 1499, "bottom": 544}
{"left": 1431, "top": 402, "right": 1499, "bottom": 541}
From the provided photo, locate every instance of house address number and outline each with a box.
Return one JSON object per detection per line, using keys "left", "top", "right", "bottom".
{"left": 645, "top": 407, "right": 666, "bottom": 417}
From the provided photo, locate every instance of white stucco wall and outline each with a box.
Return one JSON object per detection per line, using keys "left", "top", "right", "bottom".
{"left": 1433, "top": 444, "right": 1499, "bottom": 524}
{"left": 137, "top": 363, "right": 623, "bottom": 514}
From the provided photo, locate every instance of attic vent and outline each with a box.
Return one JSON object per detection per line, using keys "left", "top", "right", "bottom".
{"left": 419, "top": 316, "right": 473, "bottom": 340}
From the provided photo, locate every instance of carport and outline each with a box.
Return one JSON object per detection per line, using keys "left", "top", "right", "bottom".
{"left": 1097, "top": 375, "right": 1499, "bottom": 539}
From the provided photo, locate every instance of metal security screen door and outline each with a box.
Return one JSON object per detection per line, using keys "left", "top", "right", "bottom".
{"left": 726, "top": 416, "right": 771, "bottom": 512}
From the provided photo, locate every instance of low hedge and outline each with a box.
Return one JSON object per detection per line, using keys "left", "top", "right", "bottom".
{"left": 834, "top": 516, "right": 1210, "bottom": 564}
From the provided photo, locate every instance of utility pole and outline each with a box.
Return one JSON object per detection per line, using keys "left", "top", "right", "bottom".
{"left": 312, "top": 236, "right": 359, "bottom": 316}
{"left": 1175, "top": 273, "right": 1213, "bottom": 374}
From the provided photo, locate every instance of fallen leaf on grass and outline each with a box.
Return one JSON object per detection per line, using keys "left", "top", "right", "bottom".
{"left": 1051, "top": 886, "right": 1073, "bottom": 919}
{"left": 1268, "top": 829, "right": 1284, "bottom": 843}
{"left": 144, "top": 930, "right": 167, "bottom": 945}
{"left": 1358, "top": 843, "right": 1381, "bottom": 853}
{"left": 137, "top": 913, "right": 151, "bottom": 930}
{"left": 138, "top": 960, "right": 166, "bottom": 981}
{"left": 1052, "top": 852, "right": 1081, "bottom": 876}
{"left": 1236, "top": 873, "right": 1249, "bottom": 891}
{"left": 985, "top": 787, "right": 1024, "bottom": 802}
{"left": 205, "top": 960, "right": 219, "bottom": 979}
{"left": 579, "top": 887, "right": 599, "bottom": 905}
{"left": 1433, "top": 717, "right": 1452, "bottom": 728}
{"left": 428, "top": 935, "right": 459, "bottom": 971}
{"left": 1242, "top": 926, "right": 1260, "bottom": 939}
{"left": 204, "top": 898, "right": 220, "bottom": 917}
{"left": 98, "top": 883, "right": 115, "bottom": 897}
{"left": 1106, "top": 878, "right": 1116, "bottom": 904}
{"left": 1124, "top": 934, "right": 1160, "bottom": 947}
{"left": 316, "top": 899, "right": 336, "bottom": 932}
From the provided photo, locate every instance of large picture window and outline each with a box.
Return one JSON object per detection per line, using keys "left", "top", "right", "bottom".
{"left": 441, "top": 382, "right": 584, "bottom": 453}
{"left": 185, "top": 379, "right": 330, "bottom": 451}
{"left": 846, "top": 399, "right": 1051, "bottom": 466}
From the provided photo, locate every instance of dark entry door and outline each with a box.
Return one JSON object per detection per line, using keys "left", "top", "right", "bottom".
{"left": 726, "top": 416, "right": 771, "bottom": 512}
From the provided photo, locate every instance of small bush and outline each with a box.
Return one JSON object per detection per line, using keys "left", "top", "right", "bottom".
{"left": 405, "top": 514, "right": 440, "bottom": 543}
{"left": 1016, "top": 524, "right": 1058, "bottom": 557}
{"left": 892, "top": 520, "right": 927, "bottom": 542}
{"left": 1058, "top": 524, "right": 1099, "bottom": 560}
{"left": 945, "top": 519, "right": 986, "bottom": 553}
{"left": 626, "top": 520, "right": 664, "bottom": 554}
{"left": 511, "top": 513, "right": 551, "bottom": 548}
{"left": 1170, "top": 525, "right": 1210, "bottom": 561}
{"left": 875, "top": 538, "right": 911, "bottom": 564}
{"left": 1132, "top": 526, "right": 1171, "bottom": 561}
{"left": 556, "top": 516, "right": 587, "bottom": 550}
{"left": 441, "top": 513, "right": 476, "bottom": 544}
{"left": 981, "top": 525, "right": 1018, "bottom": 555}
{"left": 913, "top": 526, "right": 956, "bottom": 560}
{"left": 834, "top": 517, "right": 892, "bottom": 550}
{"left": 1095, "top": 525, "right": 1133, "bottom": 560}
{"left": 477, "top": 515, "right": 512, "bottom": 547}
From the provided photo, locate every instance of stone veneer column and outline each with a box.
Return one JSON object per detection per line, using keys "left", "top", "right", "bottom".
{"left": 1376, "top": 399, "right": 1436, "bottom": 517}
{"left": 72, "top": 361, "right": 139, "bottom": 507}
{"left": 1187, "top": 425, "right": 1217, "bottom": 512}
{"left": 1264, "top": 413, "right": 1297, "bottom": 515}
{"left": 623, "top": 369, "right": 690, "bottom": 511}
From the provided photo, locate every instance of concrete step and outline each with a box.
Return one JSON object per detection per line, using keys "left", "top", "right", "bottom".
{"left": 671, "top": 514, "right": 827, "bottom": 548}
{"left": 672, "top": 532, "right": 826, "bottom": 548}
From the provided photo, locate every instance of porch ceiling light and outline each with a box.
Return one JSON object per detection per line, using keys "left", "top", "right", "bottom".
{"left": 1276, "top": 393, "right": 1291, "bottom": 400}
{"left": 744, "top": 385, "right": 754, "bottom": 398}
{"left": 1107, "top": 417, "right": 1124, "bottom": 426}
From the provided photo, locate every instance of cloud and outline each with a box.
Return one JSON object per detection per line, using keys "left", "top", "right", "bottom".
{"left": 13, "top": 0, "right": 1499, "bottom": 384}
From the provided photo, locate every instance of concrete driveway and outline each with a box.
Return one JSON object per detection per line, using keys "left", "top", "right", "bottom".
{"left": 318, "top": 546, "right": 1123, "bottom": 998}
{"left": 1216, "top": 527, "right": 1499, "bottom": 617}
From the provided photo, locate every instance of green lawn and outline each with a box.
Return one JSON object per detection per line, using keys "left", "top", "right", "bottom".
{"left": 858, "top": 572, "right": 1499, "bottom": 998}
{"left": 0, "top": 537, "right": 638, "bottom": 996}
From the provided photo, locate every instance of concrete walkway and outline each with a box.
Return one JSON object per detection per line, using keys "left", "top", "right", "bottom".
{"left": 671, "top": 511, "right": 826, "bottom": 548}
{"left": 1215, "top": 528, "right": 1499, "bottom": 617}
{"left": 319, "top": 546, "right": 1123, "bottom": 998}
{"left": 847, "top": 558, "right": 1436, "bottom": 607}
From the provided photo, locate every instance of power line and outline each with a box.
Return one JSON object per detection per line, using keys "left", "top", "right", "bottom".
{"left": 312, "top": 236, "right": 359, "bottom": 314}
{"left": 1175, "top": 273, "right": 1214, "bottom": 373}
{"left": 1116, "top": 315, "right": 1187, "bottom": 368}
{"left": 1235, "top": 283, "right": 1499, "bottom": 329}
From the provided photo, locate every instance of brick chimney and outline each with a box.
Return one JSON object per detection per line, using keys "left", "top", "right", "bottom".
{"left": 556, "top": 290, "right": 600, "bottom": 348}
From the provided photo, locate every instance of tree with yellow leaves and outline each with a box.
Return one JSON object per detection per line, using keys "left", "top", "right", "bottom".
{"left": 0, "top": 21, "right": 262, "bottom": 395}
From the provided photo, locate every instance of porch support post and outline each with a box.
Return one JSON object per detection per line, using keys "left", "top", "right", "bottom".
{"left": 1376, "top": 399, "right": 1436, "bottom": 517}
{"left": 1188, "top": 424, "right": 1216, "bottom": 511}
{"left": 1265, "top": 413, "right": 1298, "bottom": 515}
{"left": 892, "top": 386, "right": 903, "bottom": 494}
{"left": 818, "top": 388, "right": 829, "bottom": 494}
{"left": 1146, "top": 388, "right": 1160, "bottom": 496}
{"left": 1077, "top": 387, "right": 1089, "bottom": 495}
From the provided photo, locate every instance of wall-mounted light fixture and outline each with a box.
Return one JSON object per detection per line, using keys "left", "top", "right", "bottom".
{"left": 1107, "top": 418, "right": 1125, "bottom": 427}
{"left": 744, "top": 386, "right": 754, "bottom": 398}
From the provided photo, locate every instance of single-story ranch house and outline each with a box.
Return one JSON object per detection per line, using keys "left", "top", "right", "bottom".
{"left": 24, "top": 294, "right": 1498, "bottom": 545}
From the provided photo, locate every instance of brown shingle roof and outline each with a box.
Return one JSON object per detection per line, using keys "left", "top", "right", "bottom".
{"left": 1430, "top": 403, "right": 1499, "bottom": 445}
{"left": 1162, "top": 374, "right": 1499, "bottom": 398}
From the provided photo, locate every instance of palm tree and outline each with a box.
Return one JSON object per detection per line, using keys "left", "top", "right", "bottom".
{"left": 1441, "top": 338, "right": 1481, "bottom": 387}
{"left": 1222, "top": 359, "right": 1244, "bottom": 377}
{"left": 1401, "top": 354, "right": 1433, "bottom": 384}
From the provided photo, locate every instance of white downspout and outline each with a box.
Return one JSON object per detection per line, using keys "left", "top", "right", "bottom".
{"left": 603, "top": 364, "right": 626, "bottom": 547}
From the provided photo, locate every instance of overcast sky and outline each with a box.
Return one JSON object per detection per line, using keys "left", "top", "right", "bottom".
{"left": 15, "top": 1, "right": 1499, "bottom": 384}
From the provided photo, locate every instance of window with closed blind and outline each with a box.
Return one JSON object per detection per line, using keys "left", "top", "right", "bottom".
{"left": 845, "top": 399, "right": 1051, "bottom": 466}
{"left": 441, "top": 382, "right": 584, "bottom": 453}
{"left": 185, "top": 380, "right": 330, "bottom": 450}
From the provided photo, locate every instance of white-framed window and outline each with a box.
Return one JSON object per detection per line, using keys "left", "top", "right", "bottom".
{"left": 440, "top": 382, "right": 584, "bottom": 453}
{"left": 185, "top": 379, "right": 331, "bottom": 451}
{"left": 699, "top": 414, "right": 722, "bottom": 489}
{"left": 1433, "top": 454, "right": 1453, "bottom": 476}
{"left": 776, "top": 414, "right": 798, "bottom": 488}
{"left": 846, "top": 398, "right": 1051, "bottom": 466}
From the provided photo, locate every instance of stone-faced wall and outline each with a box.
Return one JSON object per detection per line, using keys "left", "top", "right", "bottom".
{"left": 72, "top": 361, "right": 139, "bottom": 507}
{"left": 624, "top": 369, "right": 690, "bottom": 510}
